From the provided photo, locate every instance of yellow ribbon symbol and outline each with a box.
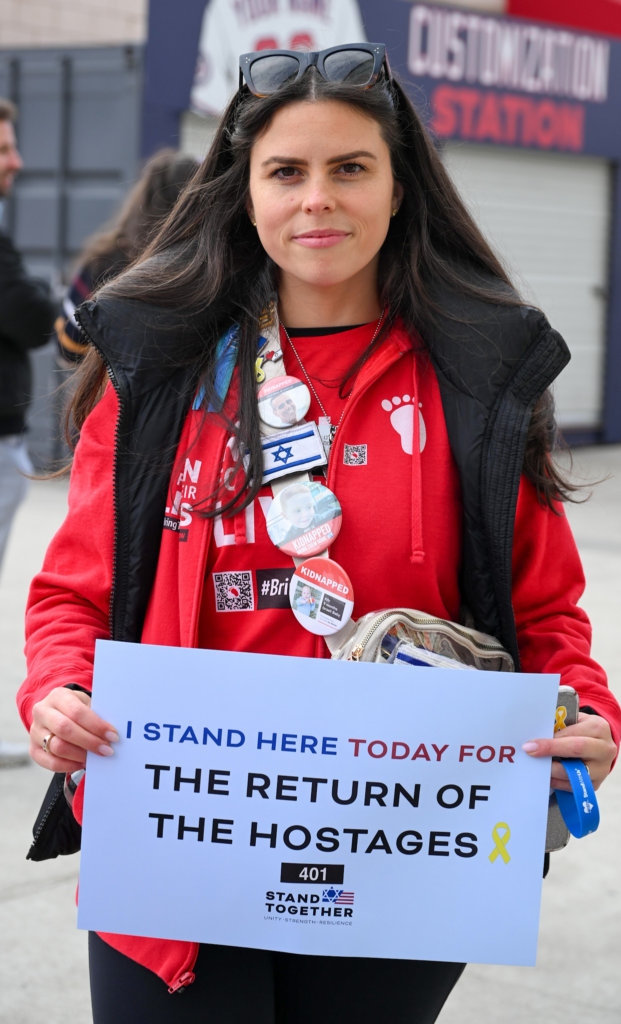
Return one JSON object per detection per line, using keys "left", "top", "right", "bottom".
{"left": 255, "top": 357, "right": 266, "bottom": 383}
{"left": 489, "top": 823, "right": 511, "bottom": 864}
{"left": 554, "top": 706, "right": 567, "bottom": 733}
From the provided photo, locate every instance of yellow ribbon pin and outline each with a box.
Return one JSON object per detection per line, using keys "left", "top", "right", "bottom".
{"left": 489, "top": 822, "right": 511, "bottom": 864}
{"left": 255, "top": 357, "right": 266, "bottom": 383}
{"left": 554, "top": 706, "right": 567, "bottom": 733}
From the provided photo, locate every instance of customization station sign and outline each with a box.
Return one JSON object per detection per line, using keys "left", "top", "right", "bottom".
{"left": 77, "top": 641, "right": 558, "bottom": 966}
{"left": 360, "top": 1, "right": 621, "bottom": 158}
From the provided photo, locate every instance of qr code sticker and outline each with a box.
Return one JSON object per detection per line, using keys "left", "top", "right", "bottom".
{"left": 343, "top": 443, "right": 367, "bottom": 466}
{"left": 213, "top": 571, "right": 254, "bottom": 612}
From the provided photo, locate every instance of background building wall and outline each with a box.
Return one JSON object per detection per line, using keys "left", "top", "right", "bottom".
{"left": 0, "top": 43, "right": 144, "bottom": 467}
{"left": 2, "top": 0, "right": 620, "bottom": 455}
{"left": 0, "top": 0, "right": 147, "bottom": 48}
{"left": 443, "top": 144, "right": 612, "bottom": 431}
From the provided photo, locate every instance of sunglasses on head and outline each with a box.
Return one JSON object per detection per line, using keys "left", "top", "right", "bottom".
{"left": 238, "top": 43, "right": 390, "bottom": 98}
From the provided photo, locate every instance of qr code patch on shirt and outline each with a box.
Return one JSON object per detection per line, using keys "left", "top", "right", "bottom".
{"left": 343, "top": 443, "right": 367, "bottom": 466}
{"left": 213, "top": 571, "right": 254, "bottom": 612}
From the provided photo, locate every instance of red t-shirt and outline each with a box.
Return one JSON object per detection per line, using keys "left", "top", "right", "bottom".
{"left": 198, "top": 322, "right": 462, "bottom": 656}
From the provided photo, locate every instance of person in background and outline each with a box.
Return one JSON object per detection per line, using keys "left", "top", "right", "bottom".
{"left": 56, "top": 149, "right": 199, "bottom": 363}
{"left": 0, "top": 97, "right": 55, "bottom": 766}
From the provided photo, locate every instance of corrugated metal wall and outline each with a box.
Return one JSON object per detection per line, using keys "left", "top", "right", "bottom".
{"left": 0, "top": 45, "right": 143, "bottom": 466}
{"left": 443, "top": 144, "right": 612, "bottom": 432}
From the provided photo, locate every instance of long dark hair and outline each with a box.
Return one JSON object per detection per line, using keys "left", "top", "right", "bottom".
{"left": 72, "top": 70, "right": 578, "bottom": 511}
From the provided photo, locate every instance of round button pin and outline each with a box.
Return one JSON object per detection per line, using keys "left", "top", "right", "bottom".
{"left": 257, "top": 375, "right": 311, "bottom": 429}
{"left": 289, "top": 557, "right": 354, "bottom": 636}
{"left": 266, "top": 480, "right": 342, "bottom": 559}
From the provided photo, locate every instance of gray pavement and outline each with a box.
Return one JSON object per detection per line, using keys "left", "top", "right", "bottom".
{"left": 0, "top": 477, "right": 90, "bottom": 1024}
{"left": 0, "top": 451, "right": 620, "bottom": 1023}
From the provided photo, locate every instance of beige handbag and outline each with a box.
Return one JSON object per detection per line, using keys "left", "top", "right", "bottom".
{"left": 325, "top": 607, "right": 514, "bottom": 672}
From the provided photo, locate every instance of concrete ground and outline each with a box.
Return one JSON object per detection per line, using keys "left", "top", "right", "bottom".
{"left": 0, "top": 449, "right": 619, "bottom": 1023}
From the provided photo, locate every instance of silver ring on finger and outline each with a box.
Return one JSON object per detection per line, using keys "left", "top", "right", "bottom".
{"left": 42, "top": 733, "right": 55, "bottom": 755}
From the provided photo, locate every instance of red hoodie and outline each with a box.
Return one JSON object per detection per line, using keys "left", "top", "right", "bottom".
{"left": 19, "top": 321, "right": 620, "bottom": 992}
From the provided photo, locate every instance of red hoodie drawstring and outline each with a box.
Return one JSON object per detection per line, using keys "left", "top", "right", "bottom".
{"left": 410, "top": 356, "right": 425, "bottom": 565}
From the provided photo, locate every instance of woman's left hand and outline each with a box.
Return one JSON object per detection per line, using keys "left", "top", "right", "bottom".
{"left": 522, "top": 712, "right": 618, "bottom": 791}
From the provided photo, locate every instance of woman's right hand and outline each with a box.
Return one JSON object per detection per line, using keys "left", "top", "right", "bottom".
{"left": 30, "top": 687, "right": 119, "bottom": 773}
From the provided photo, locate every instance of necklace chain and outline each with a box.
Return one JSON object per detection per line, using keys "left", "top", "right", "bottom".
{"left": 281, "top": 308, "right": 386, "bottom": 445}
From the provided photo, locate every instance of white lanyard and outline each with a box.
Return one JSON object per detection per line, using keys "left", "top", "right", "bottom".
{"left": 252, "top": 305, "right": 359, "bottom": 637}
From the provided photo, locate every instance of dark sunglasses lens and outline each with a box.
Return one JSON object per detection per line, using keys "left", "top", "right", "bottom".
{"left": 249, "top": 55, "right": 300, "bottom": 94}
{"left": 323, "top": 50, "right": 375, "bottom": 85}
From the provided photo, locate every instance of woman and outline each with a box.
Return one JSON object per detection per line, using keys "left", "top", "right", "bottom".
{"left": 18, "top": 45, "right": 619, "bottom": 1024}
{"left": 55, "top": 148, "right": 198, "bottom": 362}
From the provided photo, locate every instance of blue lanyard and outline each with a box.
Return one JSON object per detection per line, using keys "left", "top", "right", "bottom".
{"left": 556, "top": 759, "right": 600, "bottom": 838}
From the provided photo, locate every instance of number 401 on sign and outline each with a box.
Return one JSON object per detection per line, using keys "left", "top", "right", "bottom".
{"left": 280, "top": 863, "right": 344, "bottom": 884}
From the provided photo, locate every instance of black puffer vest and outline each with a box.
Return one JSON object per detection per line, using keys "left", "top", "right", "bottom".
{"left": 76, "top": 292, "right": 570, "bottom": 668}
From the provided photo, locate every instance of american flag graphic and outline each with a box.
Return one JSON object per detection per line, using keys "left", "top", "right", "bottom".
{"left": 322, "top": 888, "right": 354, "bottom": 905}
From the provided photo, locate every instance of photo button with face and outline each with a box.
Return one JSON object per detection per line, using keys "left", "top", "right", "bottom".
{"left": 289, "top": 556, "right": 354, "bottom": 636}
{"left": 266, "top": 480, "right": 342, "bottom": 559}
{"left": 257, "top": 374, "right": 311, "bottom": 429}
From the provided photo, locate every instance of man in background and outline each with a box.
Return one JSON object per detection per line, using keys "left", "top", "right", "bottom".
{"left": 0, "top": 98, "right": 55, "bottom": 766}
{"left": 191, "top": 0, "right": 366, "bottom": 116}
{"left": 0, "top": 99, "right": 55, "bottom": 572}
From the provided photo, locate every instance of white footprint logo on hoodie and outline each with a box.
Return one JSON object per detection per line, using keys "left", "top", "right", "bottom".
{"left": 381, "top": 395, "right": 426, "bottom": 454}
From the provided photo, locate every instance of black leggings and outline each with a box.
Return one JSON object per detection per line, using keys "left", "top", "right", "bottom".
{"left": 89, "top": 932, "right": 464, "bottom": 1024}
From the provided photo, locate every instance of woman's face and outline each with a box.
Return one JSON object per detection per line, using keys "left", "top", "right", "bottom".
{"left": 248, "top": 100, "right": 402, "bottom": 290}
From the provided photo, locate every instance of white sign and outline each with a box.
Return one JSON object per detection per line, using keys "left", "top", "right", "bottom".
{"left": 77, "top": 641, "right": 559, "bottom": 966}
